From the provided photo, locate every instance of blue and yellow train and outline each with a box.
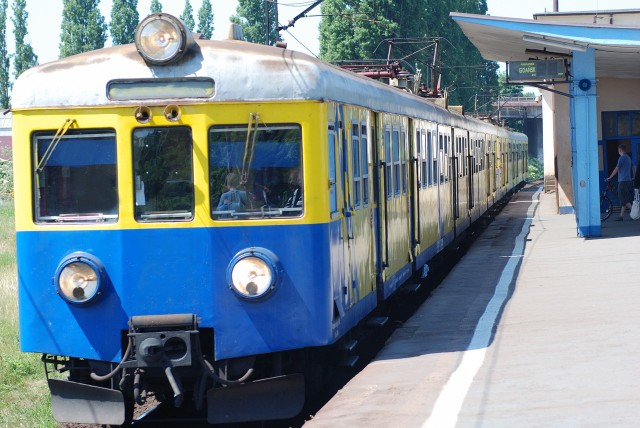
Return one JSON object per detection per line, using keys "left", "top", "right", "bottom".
{"left": 12, "top": 13, "right": 527, "bottom": 426}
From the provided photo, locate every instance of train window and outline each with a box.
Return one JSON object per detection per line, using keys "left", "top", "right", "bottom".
{"left": 133, "top": 126, "right": 193, "bottom": 222}
{"left": 209, "top": 124, "right": 302, "bottom": 220}
{"left": 361, "top": 124, "right": 369, "bottom": 206}
{"left": 328, "top": 126, "right": 338, "bottom": 214}
{"left": 464, "top": 138, "right": 468, "bottom": 177}
{"left": 401, "top": 129, "right": 407, "bottom": 195}
{"left": 416, "top": 130, "right": 421, "bottom": 188}
{"left": 422, "top": 131, "right": 428, "bottom": 188}
{"left": 33, "top": 129, "right": 117, "bottom": 223}
{"left": 431, "top": 133, "right": 437, "bottom": 186}
{"left": 352, "top": 123, "right": 361, "bottom": 208}
{"left": 439, "top": 134, "right": 444, "bottom": 183}
{"left": 393, "top": 130, "right": 400, "bottom": 196}
{"left": 385, "top": 129, "right": 392, "bottom": 199}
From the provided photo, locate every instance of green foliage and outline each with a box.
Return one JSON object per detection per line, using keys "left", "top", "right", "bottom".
{"left": 59, "top": 0, "right": 107, "bottom": 58}
{"left": 197, "top": 0, "right": 214, "bottom": 39}
{"left": 319, "top": 0, "right": 398, "bottom": 62}
{"left": 231, "top": 0, "right": 280, "bottom": 45}
{"left": 0, "top": 202, "right": 56, "bottom": 427}
{"left": 319, "top": 0, "right": 499, "bottom": 112}
{"left": 11, "top": 0, "right": 37, "bottom": 79}
{"left": 150, "top": 0, "right": 162, "bottom": 13}
{"left": 110, "top": 0, "right": 139, "bottom": 45}
{"left": 180, "top": 0, "right": 195, "bottom": 31}
{"left": 498, "top": 71, "right": 523, "bottom": 96}
{"left": 528, "top": 157, "right": 543, "bottom": 181}
{"left": 0, "top": 0, "right": 10, "bottom": 108}
{"left": 0, "top": 159, "right": 11, "bottom": 196}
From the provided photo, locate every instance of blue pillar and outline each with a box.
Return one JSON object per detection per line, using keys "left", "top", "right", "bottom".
{"left": 570, "top": 48, "right": 599, "bottom": 237}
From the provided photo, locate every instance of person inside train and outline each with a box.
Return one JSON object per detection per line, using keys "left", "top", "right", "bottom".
{"left": 282, "top": 168, "right": 303, "bottom": 209}
{"left": 217, "top": 172, "right": 248, "bottom": 211}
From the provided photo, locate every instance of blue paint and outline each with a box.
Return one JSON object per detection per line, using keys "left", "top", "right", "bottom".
{"left": 18, "top": 225, "right": 338, "bottom": 362}
{"left": 570, "top": 48, "right": 600, "bottom": 237}
{"left": 452, "top": 14, "right": 640, "bottom": 46}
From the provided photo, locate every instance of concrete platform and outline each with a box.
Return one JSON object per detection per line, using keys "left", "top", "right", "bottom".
{"left": 306, "top": 185, "right": 640, "bottom": 427}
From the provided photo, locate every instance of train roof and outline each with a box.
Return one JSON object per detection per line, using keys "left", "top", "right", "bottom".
{"left": 12, "top": 38, "right": 524, "bottom": 140}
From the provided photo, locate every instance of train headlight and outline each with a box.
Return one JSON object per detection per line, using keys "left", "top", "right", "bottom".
{"left": 134, "top": 13, "right": 194, "bottom": 65}
{"left": 227, "top": 249, "right": 281, "bottom": 300}
{"left": 55, "top": 253, "right": 106, "bottom": 305}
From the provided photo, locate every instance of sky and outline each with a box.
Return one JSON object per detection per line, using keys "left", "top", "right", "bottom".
{"left": 9, "top": 0, "right": 640, "bottom": 66}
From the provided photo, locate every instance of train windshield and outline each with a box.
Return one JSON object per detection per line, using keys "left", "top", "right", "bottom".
{"left": 33, "top": 130, "right": 118, "bottom": 223}
{"left": 209, "top": 124, "right": 302, "bottom": 220}
{"left": 132, "top": 126, "right": 194, "bottom": 222}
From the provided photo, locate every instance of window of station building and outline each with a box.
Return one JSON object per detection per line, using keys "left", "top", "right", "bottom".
{"left": 133, "top": 126, "right": 194, "bottom": 222}
{"left": 33, "top": 129, "right": 117, "bottom": 224}
{"left": 209, "top": 124, "right": 303, "bottom": 220}
{"left": 602, "top": 111, "right": 640, "bottom": 138}
{"left": 352, "top": 123, "right": 361, "bottom": 208}
{"left": 361, "top": 123, "right": 369, "bottom": 206}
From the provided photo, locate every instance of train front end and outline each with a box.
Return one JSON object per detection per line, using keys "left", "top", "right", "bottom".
{"left": 12, "top": 14, "right": 335, "bottom": 425}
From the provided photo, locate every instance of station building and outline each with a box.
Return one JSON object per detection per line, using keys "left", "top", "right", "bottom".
{"left": 452, "top": 9, "right": 640, "bottom": 237}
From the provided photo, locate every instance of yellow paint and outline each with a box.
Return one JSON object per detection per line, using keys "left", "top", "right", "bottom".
{"left": 13, "top": 101, "right": 331, "bottom": 232}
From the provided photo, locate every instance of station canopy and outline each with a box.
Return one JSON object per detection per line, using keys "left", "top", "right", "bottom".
{"left": 450, "top": 12, "right": 640, "bottom": 79}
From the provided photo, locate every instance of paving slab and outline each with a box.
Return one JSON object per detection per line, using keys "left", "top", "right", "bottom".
{"left": 306, "top": 186, "right": 640, "bottom": 427}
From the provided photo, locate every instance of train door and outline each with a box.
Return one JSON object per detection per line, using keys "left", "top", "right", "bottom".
{"left": 451, "top": 128, "right": 460, "bottom": 236}
{"left": 339, "top": 106, "right": 358, "bottom": 309}
{"left": 330, "top": 104, "right": 357, "bottom": 311}
{"left": 348, "top": 113, "right": 375, "bottom": 304}
{"left": 410, "top": 120, "right": 420, "bottom": 259}
{"left": 327, "top": 109, "right": 346, "bottom": 319}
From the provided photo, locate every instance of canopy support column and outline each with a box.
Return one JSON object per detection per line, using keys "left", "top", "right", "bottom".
{"left": 570, "top": 48, "right": 600, "bottom": 237}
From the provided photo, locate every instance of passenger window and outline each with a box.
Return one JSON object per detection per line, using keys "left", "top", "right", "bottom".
{"left": 401, "top": 129, "right": 407, "bottom": 194}
{"left": 393, "top": 130, "right": 400, "bottom": 196}
{"left": 423, "top": 131, "right": 429, "bottom": 187}
{"left": 328, "top": 125, "right": 338, "bottom": 214}
{"left": 209, "top": 124, "right": 302, "bottom": 220}
{"left": 33, "top": 129, "right": 117, "bottom": 223}
{"left": 361, "top": 124, "right": 369, "bottom": 206}
{"left": 352, "top": 123, "right": 361, "bottom": 208}
{"left": 133, "top": 126, "right": 193, "bottom": 221}
{"left": 385, "top": 129, "right": 392, "bottom": 199}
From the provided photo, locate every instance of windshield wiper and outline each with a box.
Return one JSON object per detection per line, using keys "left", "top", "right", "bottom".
{"left": 36, "top": 118, "right": 76, "bottom": 174}
{"left": 240, "top": 113, "right": 260, "bottom": 185}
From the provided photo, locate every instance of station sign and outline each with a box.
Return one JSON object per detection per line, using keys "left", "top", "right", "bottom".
{"left": 507, "top": 59, "right": 567, "bottom": 83}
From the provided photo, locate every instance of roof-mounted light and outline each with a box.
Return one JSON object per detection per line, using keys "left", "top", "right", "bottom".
{"left": 135, "top": 13, "right": 194, "bottom": 65}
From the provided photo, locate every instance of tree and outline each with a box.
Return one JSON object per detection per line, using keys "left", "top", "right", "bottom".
{"left": 150, "top": 0, "right": 162, "bottom": 14}
{"left": 110, "top": 0, "right": 139, "bottom": 45}
{"left": 197, "top": 0, "right": 214, "bottom": 39}
{"left": 231, "top": 0, "right": 280, "bottom": 45}
{"left": 319, "top": 0, "right": 499, "bottom": 112}
{"left": 59, "top": 0, "right": 107, "bottom": 58}
{"left": 0, "top": 0, "right": 10, "bottom": 108}
{"left": 12, "top": 0, "right": 38, "bottom": 79}
{"left": 180, "top": 0, "right": 195, "bottom": 31}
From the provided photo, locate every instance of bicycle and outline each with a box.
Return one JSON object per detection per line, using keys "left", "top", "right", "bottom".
{"left": 601, "top": 179, "right": 615, "bottom": 221}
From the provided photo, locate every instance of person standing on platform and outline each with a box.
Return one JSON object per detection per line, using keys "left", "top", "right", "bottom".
{"left": 606, "top": 144, "right": 634, "bottom": 221}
